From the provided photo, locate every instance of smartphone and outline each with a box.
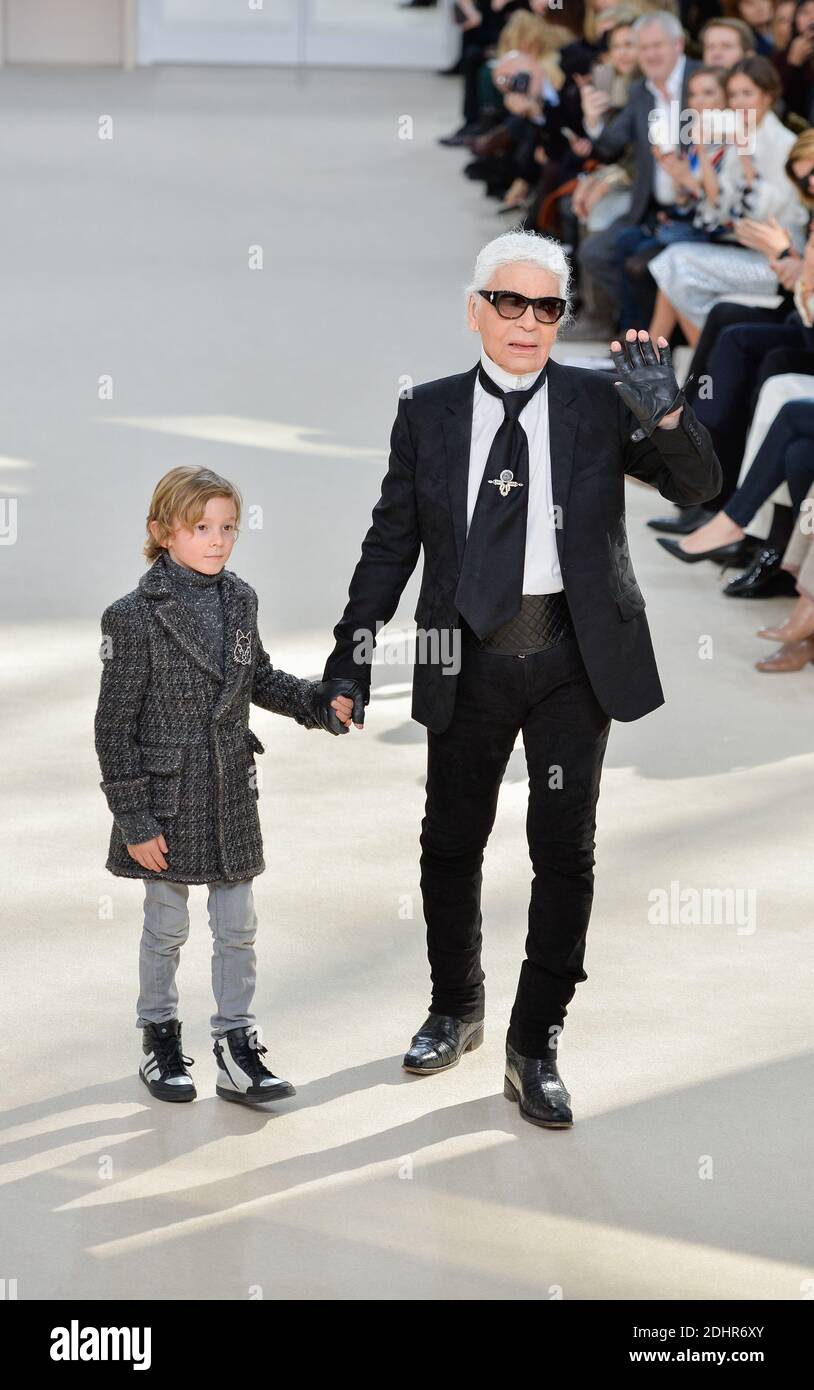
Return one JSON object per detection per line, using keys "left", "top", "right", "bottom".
{"left": 508, "top": 72, "right": 532, "bottom": 95}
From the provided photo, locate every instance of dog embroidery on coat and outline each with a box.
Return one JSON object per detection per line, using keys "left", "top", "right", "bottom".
{"left": 234, "top": 629, "right": 252, "bottom": 664}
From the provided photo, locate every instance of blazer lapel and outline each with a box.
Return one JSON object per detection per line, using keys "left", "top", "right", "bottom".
{"left": 441, "top": 363, "right": 478, "bottom": 569}
{"left": 441, "top": 355, "right": 580, "bottom": 572}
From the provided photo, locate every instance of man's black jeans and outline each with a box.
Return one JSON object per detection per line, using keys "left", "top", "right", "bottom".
{"left": 419, "top": 627, "right": 612, "bottom": 1059}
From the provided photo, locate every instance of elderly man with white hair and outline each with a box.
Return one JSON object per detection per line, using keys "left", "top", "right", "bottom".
{"left": 579, "top": 10, "right": 702, "bottom": 331}
{"left": 320, "top": 229, "right": 720, "bottom": 1130}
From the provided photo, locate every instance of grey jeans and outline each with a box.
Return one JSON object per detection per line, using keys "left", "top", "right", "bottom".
{"left": 137, "top": 879, "right": 257, "bottom": 1038}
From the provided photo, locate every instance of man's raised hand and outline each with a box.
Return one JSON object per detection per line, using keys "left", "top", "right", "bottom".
{"left": 609, "top": 329, "right": 686, "bottom": 441}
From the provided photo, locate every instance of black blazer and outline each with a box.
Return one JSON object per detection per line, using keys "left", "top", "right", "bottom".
{"left": 323, "top": 358, "right": 722, "bottom": 732}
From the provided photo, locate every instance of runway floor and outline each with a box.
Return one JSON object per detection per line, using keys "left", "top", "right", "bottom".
{"left": 1, "top": 66, "right": 811, "bottom": 1301}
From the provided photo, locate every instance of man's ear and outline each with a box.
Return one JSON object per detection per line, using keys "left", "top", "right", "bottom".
{"left": 466, "top": 294, "right": 479, "bottom": 333}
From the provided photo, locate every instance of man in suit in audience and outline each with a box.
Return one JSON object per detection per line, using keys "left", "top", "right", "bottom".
{"left": 579, "top": 11, "right": 702, "bottom": 332}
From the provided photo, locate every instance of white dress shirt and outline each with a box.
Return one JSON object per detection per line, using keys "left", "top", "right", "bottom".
{"left": 467, "top": 347, "right": 563, "bottom": 594}
{"left": 645, "top": 54, "right": 685, "bottom": 206}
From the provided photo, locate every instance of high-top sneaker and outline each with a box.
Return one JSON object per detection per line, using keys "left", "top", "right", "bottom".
{"left": 139, "top": 1019, "right": 196, "bottom": 1102}
{"left": 213, "top": 1025, "right": 296, "bottom": 1106}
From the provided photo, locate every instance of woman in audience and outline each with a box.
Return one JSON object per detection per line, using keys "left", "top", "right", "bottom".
{"left": 652, "top": 137, "right": 814, "bottom": 532}
{"left": 655, "top": 219, "right": 814, "bottom": 574}
{"left": 459, "top": 14, "right": 580, "bottom": 207}
{"left": 772, "top": 0, "right": 814, "bottom": 124}
{"left": 656, "top": 397, "right": 814, "bottom": 572}
{"left": 489, "top": 27, "right": 570, "bottom": 212}
{"left": 646, "top": 56, "right": 810, "bottom": 346}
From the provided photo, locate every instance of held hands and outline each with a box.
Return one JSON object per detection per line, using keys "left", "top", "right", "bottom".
{"left": 610, "top": 330, "right": 687, "bottom": 442}
{"left": 312, "top": 678, "right": 367, "bottom": 735}
{"left": 127, "top": 833, "right": 169, "bottom": 872}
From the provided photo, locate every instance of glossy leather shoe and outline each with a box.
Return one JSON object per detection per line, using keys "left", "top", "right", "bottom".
{"left": 723, "top": 547, "right": 799, "bottom": 598}
{"left": 504, "top": 1041, "right": 573, "bottom": 1129}
{"left": 656, "top": 535, "right": 754, "bottom": 566}
{"left": 402, "top": 1013, "right": 484, "bottom": 1074}
{"left": 646, "top": 503, "right": 715, "bottom": 534}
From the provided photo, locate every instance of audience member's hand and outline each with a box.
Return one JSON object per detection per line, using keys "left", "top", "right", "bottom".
{"left": 576, "top": 76, "right": 610, "bottom": 128}
{"left": 504, "top": 91, "right": 537, "bottom": 118}
{"left": 787, "top": 31, "right": 814, "bottom": 66}
{"left": 769, "top": 252, "right": 803, "bottom": 290}
{"left": 802, "top": 231, "right": 814, "bottom": 291}
{"left": 563, "top": 128, "right": 593, "bottom": 158}
{"left": 456, "top": 1, "right": 482, "bottom": 30}
{"left": 733, "top": 217, "right": 792, "bottom": 259}
{"left": 571, "top": 178, "right": 590, "bottom": 219}
{"left": 654, "top": 148, "right": 696, "bottom": 192}
{"left": 128, "top": 834, "right": 169, "bottom": 872}
{"left": 583, "top": 177, "right": 611, "bottom": 215}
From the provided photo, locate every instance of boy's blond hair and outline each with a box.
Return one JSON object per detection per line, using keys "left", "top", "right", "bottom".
{"left": 144, "top": 466, "right": 243, "bottom": 563}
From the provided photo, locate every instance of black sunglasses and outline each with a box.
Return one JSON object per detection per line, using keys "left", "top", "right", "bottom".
{"left": 478, "top": 289, "right": 567, "bottom": 324}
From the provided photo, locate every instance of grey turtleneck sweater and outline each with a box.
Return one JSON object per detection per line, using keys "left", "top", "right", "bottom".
{"left": 116, "top": 550, "right": 227, "bottom": 846}
{"left": 163, "top": 548, "right": 225, "bottom": 671}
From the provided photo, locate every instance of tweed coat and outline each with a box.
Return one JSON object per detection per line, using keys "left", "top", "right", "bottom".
{"left": 94, "top": 553, "right": 321, "bottom": 884}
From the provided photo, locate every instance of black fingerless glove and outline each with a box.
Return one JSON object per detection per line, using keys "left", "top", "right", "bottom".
{"left": 310, "top": 678, "right": 369, "bottom": 735}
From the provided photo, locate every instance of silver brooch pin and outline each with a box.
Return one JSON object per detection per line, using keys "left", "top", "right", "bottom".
{"left": 234, "top": 629, "right": 252, "bottom": 664}
{"left": 488, "top": 468, "right": 523, "bottom": 497}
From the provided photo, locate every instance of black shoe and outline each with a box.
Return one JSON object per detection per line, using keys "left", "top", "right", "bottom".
{"left": 722, "top": 546, "right": 799, "bottom": 598}
{"left": 213, "top": 1025, "right": 296, "bottom": 1106}
{"left": 646, "top": 504, "right": 715, "bottom": 535}
{"left": 504, "top": 1040, "right": 573, "bottom": 1129}
{"left": 656, "top": 535, "right": 754, "bottom": 566}
{"left": 139, "top": 1019, "right": 196, "bottom": 1103}
{"left": 402, "top": 1013, "right": 484, "bottom": 1074}
{"left": 438, "top": 123, "right": 480, "bottom": 148}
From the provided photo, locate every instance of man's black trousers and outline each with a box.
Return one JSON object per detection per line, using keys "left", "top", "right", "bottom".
{"left": 419, "top": 627, "right": 612, "bottom": 1059}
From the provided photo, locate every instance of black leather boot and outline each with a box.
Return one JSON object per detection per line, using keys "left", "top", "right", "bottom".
{"left": 402, "top": 1013, "right": 484, "bottom": 1074}
{"left": 722, "top": 546, "right": 799, "bottom": 597}
{"left": 504, "top": 1040, "right": 573, "bottom": 1129}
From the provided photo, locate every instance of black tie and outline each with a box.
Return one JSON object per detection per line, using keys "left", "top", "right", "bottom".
{"left": 455, "top": 360, "right": 548, "bottom": 640}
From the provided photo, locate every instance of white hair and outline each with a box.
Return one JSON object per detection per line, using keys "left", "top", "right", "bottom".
{"left": 632, "top": 11, "right": 685, "bottom": 42}
{"left": 465, "top": 228, "right": 575, "bottom": 331}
